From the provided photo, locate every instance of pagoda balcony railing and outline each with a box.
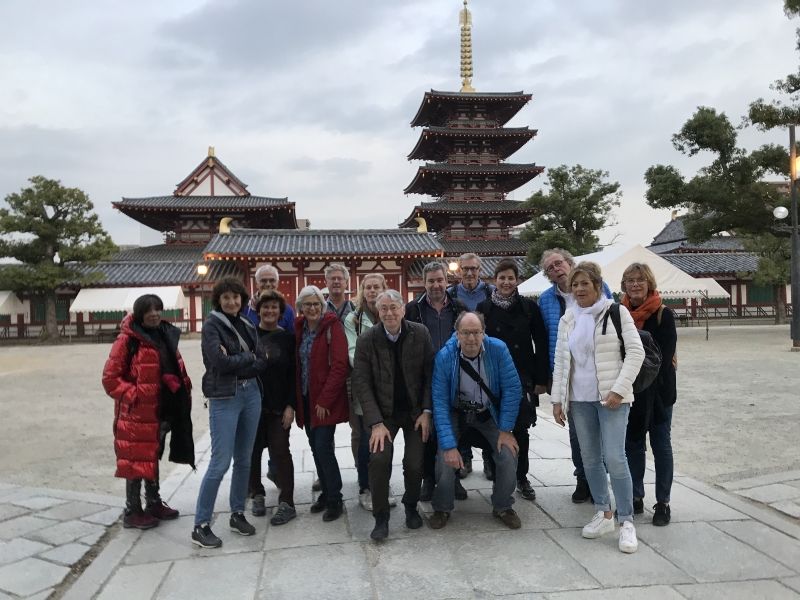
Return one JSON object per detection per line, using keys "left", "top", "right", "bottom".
{"left": 446, "top": 119, "right": 499, "bottom": 129}
{"left": 444, "top": 229, "right": 512, "bottom": 240}
{"left": 443, "top": 192, "right": 505, "bottom": 202}
{"left": 448, "top": 154, "right": 501, "bottom": 165}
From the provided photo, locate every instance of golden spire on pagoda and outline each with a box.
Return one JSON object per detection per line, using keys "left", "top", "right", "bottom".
{"left": 459, "top": 0, "right": 475, "bottom": 93}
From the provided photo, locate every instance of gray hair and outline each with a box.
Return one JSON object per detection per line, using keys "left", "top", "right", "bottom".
{"left": 454, "top": 310, "right": 485, "bottom": 331}
{"left": 375, "top": 289, "right": 403, "bottom": 305}
{"left": 324, "top": 263, "right": 350, "bottom": 281}
{"left": 422, "top": 261, "right": 447, "bottom": 280}
{"left": 254, "top": 264, "right": 279, "bottom": 282}
{"left": 458, "top": 253, "right": 481, "bottom": 266}
{"left": 539, "top": 248, "right": 575, "bottom": 272}
{"left": 296, "top": 285, "right": 326, "bottom": 311}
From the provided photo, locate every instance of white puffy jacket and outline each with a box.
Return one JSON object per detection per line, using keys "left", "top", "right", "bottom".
{"left": 551, "top": 299, "right": 645, "bottom": 413}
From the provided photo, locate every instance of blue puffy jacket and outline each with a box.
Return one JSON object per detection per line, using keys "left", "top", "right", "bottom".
{"left": 432, "top": 335, "right": 522, "bottom": 451}
{"left": 539, "top": 282, "right": 612, "bottom": 374}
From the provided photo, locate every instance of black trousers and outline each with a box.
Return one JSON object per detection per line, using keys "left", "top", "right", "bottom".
{"left": 369, "top": 412, "right": 425, "bottom": 515}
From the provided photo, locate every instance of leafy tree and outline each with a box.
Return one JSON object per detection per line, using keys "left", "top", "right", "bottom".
{"left": 644, "top": 107, "right": 789, "bottom": 322}
{"left": 521, "top": 164, "right": 621, "bottom": 267}
{"left": 741, "top": 233, "right": 791, "bottom": 321}
{"left": 0, "top": 176, "right": 116, "bottom": 339}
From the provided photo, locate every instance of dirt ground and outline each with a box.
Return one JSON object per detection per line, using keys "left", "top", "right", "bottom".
{"left": 0, "top": 325, "right": 798, "bottom": 496}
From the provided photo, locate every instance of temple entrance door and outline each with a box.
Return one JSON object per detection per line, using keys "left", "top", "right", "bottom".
{"left": 382, "top": 274, "right": 400, "bottom": 291}
{"left": 278, "top": 277, "right": 296, "bottom": 308}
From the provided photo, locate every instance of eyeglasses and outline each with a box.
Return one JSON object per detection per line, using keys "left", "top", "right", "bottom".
{"left": 461, "top": 266, "right": 479, "bottom": 272}
{"left": 378, "top": 304, "right": 403, "bottom": 313}
{"left": 624, "top": 278, "right": 647, "bottom": 286}
{"left": 544, "top": 260, "right": 565, "bottom": 274}
{"left": 458, "top": 330, "right": 484, "bottom": 338}
{"left": 301, "top": 302, "right": 322, "bottom": 309}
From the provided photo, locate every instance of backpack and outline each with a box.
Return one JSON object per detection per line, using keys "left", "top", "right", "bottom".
{"left": 602, "top": 304, "right": 662, "bottom": 394}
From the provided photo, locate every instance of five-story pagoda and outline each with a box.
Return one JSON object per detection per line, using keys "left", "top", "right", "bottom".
{"left": 400, "top": 0, "right": 543, "bottom": 261}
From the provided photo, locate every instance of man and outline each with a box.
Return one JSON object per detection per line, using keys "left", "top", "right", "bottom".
{"left": 445, "top": 253, "right": 495, "bottom": 476}
{"left": 243, "top": 265, "right": 295, "bottom": 330}
{"left": 324, "top": 263, "right": 354, "bottom": 322}
{"left": 352, "top": 290, "right": 435, "bottom": 541}
{"left": 538, "top": 248, "right": 612, "bottom": 504}
{"left": 446, "top": 253, "right": 494, "bottom": 311}
{"left": 405, "top": 261, "right": 468, "bottom": 501}
{"left": 429, "top": 311, "right": 523, "bottom": 530}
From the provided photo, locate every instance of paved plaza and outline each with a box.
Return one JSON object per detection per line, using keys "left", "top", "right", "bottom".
{"left": 0, "top": 324, "right": 798, "bottom": 598}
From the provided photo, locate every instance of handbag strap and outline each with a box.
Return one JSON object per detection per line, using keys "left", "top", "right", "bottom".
{"left": 211, "top": 312, "right": 250, "bottom": 353}
{"left": 458, "top": 356, "right": 499, "bottom": 409}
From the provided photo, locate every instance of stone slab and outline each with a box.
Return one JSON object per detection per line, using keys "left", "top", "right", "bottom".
{"left": 782, "top": 577, "right": 800, "bottom": 594}
{"left": 0, "top": 516, "right": 57, "bottom": 541}
{"left": 545, "top": 586, "right": 686, "bottom": 600}
{"left": 713, "top": 519, "right": 800, "bottom": 572}
{"left": 39, "top": 542, "right": 91, "bottom": 566}
{"left": 450, "top": 530, "right": 598, "bottom": 595}
{"left": 674, "top": 580, "right": 800, "bottom": 599}
{"left": 61, "top": 526, "right": 139, "bottom": 600}
{"left": 531, "top": 486, "right": 600, "bottom": 528}
{"left": 156, "top": 551, "right": 262, "bottom": 600}
{"left": 96, "top": 561, "right": 172, "bottom": 600}
{"left": 25, "top": 590, "right": 55, "bottom": 600}
{"left": 788, "top": 480, "right": 800, "bottom": 490}
{"left": 0, "top": 538, "right": 52, "bottom": 566}
{"left": 82, "top": 506, "right": 123, "bottom": 526}
{"left": 0, "top": 504, "right": 28, "bottom": 523}
{"left": 530, "top": 439, "right": 573, "bottom": 459}
{"left": 10, "top": 496, "right": 69, "bottom": 511}
{"left": 527, "top": 459, "right": 583, "bottom": 486}
{"left": 37, "top": 500, "right": 111, "bottom": 521}
{"left": 28, "top": 519, "right": 106, "bottom": 546}
{"left": 721, "top": 470, "right": 800, "bottom": 491}
{"left": 262, "top": 507, "right": 352, "bottom": 551}
{"left": 79, "top": 529, "right": 106, "bottom": 546}
{"left": 771, "top": 499, "right": 800, "bottom": 519}
{"left": 638, "top": 522, "right": 792, "bottom": 583}
{"left": 547, "top": 527, "right": 693, "bottom": 587}
{"left": 641, "top": 481, "right": 748, "bottom": 522}
{"left": 0, "top": 556, "right": 70, "bottom": 597}
{"left": 258, "top": 542, "right": 371, "bottom": 600}
{"left": 736, "top": 483, "right": 800, "bottom": 504}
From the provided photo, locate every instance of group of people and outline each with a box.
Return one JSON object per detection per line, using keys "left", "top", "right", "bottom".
{"left": 101, "top": 249, "right": 677, "bottom": 555}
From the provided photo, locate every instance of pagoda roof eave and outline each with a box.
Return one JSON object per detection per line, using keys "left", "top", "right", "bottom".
{"left": 403, "top": 164, "right": 545, "bottom": 195}
{"left": 399, "top": 201, "right": 534, "bottom": 228}
{"left": 407, "top": 127, "right": 537, "bottom": 161}
{"left": 410, "top": 90, "right": 532, "bottom": 127}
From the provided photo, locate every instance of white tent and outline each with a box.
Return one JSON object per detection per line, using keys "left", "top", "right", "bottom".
{"left": 0, "top": 291, "right": 24, "bottom": 315}
{"left": 69, "top": 286, "right": 186, "bottom": 313}
{"left": 518, "top": 244, "right": 730, "bottom": 300}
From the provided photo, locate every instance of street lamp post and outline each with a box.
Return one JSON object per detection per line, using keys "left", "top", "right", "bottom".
{"left": 789, "top": 126, "right": 800, "bottom": 349}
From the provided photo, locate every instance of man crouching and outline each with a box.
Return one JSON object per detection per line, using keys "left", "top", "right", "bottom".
{"left": 430, "top": 311, "right": 523, "bottom": 530}
{"left": 352, "top": 289, "right": 435, "bottom": 541}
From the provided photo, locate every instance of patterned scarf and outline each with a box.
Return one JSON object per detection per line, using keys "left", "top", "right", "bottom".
{"left": 622, "top": 291, "right": 663, "bottom": 330}
{"left": 490, "top": 288, "right": 517, "bottom": 310}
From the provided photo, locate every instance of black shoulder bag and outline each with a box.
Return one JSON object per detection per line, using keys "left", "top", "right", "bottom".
{"left": 458, "top": 357, "right": 500, "bottom": 411}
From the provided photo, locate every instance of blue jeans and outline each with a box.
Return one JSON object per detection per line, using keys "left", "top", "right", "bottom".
{"left": 305, "top": 424, "right": 343, "bottom": 507}
{"left": 195, "top": 379, "right": 262, "bottom": 525}
{"left": 569, "top": 401, "right": 634, "bottom": 523}
{"left": 434, "top": 411, "right": 517, "bottom": 512}
{"left": 626, "top": 405, "right": 674, "bottom": 503}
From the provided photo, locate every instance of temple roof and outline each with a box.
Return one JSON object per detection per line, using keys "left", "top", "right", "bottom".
{"left": 204, "top": 229, "right": 444, "bottom": 259}
{"left": 439, "top": 238, "right": 529, "bottom": 256}
{"left": 647, "top": 216, "right": 745, "bottom": 254}
{"left": 174, "top": 152, "right": 249, "bottom": 196}
{"left": 404, "top": 163, "right": 544, "bottom": 195}
{"left": 112, "top": 196, "right": 297, "bottom": 231}
{"left": 411, "top": 90, "right": 532, "bottom": 128}
{"left": 660, "top": 252, "right": 758, "bottom": 276}
{"left": 399, "top": 200, "right": 533, "bottom": 229}
{"left": 406, "top": 256, "right": 527, "bottom": 280}
{"left": 407, "top": 127, "right": 537, "bottom": 161}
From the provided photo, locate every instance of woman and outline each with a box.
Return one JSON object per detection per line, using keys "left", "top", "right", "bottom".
{"left": 620, "top": 263, "right": 677, "bottom": 527}
{"left": 551, "top": 262, "right": 644, "bottom": 554}
{"left": 192, "top": 277, "right": 266, "bottom": 549}
{"left": 102, "top": 294, "right": 194, "bottom": 530}
{"left": 295, "top": 285, "right": 349, "bottom": 522}
{"left": 477, "top": 258, "right": 549, "bottom": 501}
{"left": 249, "top": 290, "right": 297, "bottom": 526}
{"left": 343, "top": 273, "right": 386, "bottom": 510}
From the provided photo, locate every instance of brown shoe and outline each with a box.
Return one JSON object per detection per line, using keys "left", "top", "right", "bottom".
{"left": 429, "top": 511, "right": 449, "bottom": 530}
{"left": 493, "top": 508, "right": 521, "bottom": 529}
{"left": 123, "top": 510, "right": 159, "bottom": 530}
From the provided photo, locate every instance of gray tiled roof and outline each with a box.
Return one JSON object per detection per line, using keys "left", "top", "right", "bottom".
{"left": 205, "top": 229, "right": 444, "bottom": 258}
{"left": 112, "top": 244, "right": 204, "bottom": 262}
{"left": 115, "top": 196, "right": 291, "bottom": 210}
{"left": 77, "top": 259, "right": 240, "bottom": 286}
{"left": 648, "top": 216, "right": 745, "bottom": 253}
{"left": 661, "top": 253, "right": 758, "bottom": 275}
{"left": 411, "top": 90, "right": 532, "bottom": 127}
{"left": 416, "top": 163, "right": 543, "bottom": 175}
{"left": 420, "top": 127, "right": 534, "bottom": 137}
{"left": 439, "top": 238, "right": 529, "bottom": 256}
{"left": 413, "top": 200, "right": 532, "bottom": 213}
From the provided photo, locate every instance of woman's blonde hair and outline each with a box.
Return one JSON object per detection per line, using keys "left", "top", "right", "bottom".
{"left": 620, "top": 262, "right": 658, "bottom": 295}
{"left": 354, "top": 273, "right": 387, "bottom": 311}
{"left": 568, "top": 261, "right": 603, "bottom": 294}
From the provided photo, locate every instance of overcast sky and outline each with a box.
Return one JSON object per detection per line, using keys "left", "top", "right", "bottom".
{"left": 0, "top": 0, "right": 797, "bottom": 249}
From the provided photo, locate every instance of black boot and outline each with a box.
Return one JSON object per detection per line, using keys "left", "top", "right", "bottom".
{"left": 125, "top": 478, "right": 143, "bottom": 513}
{"left": 572, "top": 478, "right": 591, "bottom": 503}
{"left": 371, "top": 510, "right": 390, "bottom": 541}
{"left": 144, "top": 479, "right": 179, "bottom": 520}
{"left": 404, "top": 505, "right": 423, "bottom": 529}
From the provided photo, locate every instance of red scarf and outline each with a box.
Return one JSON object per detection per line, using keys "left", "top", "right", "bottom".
{"left": 622, "top": 291, "right": 662, "bottom": 330}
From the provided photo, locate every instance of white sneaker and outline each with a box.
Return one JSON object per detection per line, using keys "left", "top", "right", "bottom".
{"left": 358, "top": 489, "right": 373, "bottom": 512}
{"left": 388, "top": 486, "right": 397, "bottom": 508}
{"left": 581, "top": 511, "right": 615, "bottom": 539}
{"left": 618, "top": 521, "right": 638, "bottom": 553}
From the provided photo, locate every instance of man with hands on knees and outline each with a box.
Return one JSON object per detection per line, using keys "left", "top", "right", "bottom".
{"left": 351, "top": 290, "right": 435, "bottom": 541}
{"left": 429, "top": 311, "right": 523, "bottom": 530}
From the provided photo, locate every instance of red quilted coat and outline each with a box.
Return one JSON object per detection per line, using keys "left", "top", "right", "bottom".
{"left": 294, "top": 311, "right": 349, "bottom": 428}
{"left": 102, "top": 314, "right": 193, "bottom": 481}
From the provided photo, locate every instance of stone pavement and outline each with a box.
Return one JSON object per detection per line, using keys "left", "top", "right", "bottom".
{"left": 721, "top": 470, "right": 800, "bottom": 520}
{"left": 0, "top": 484, "right": 121, "bottom": 599}
{"left": 10, "top": 412, "right": 800, "bottom": 599}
